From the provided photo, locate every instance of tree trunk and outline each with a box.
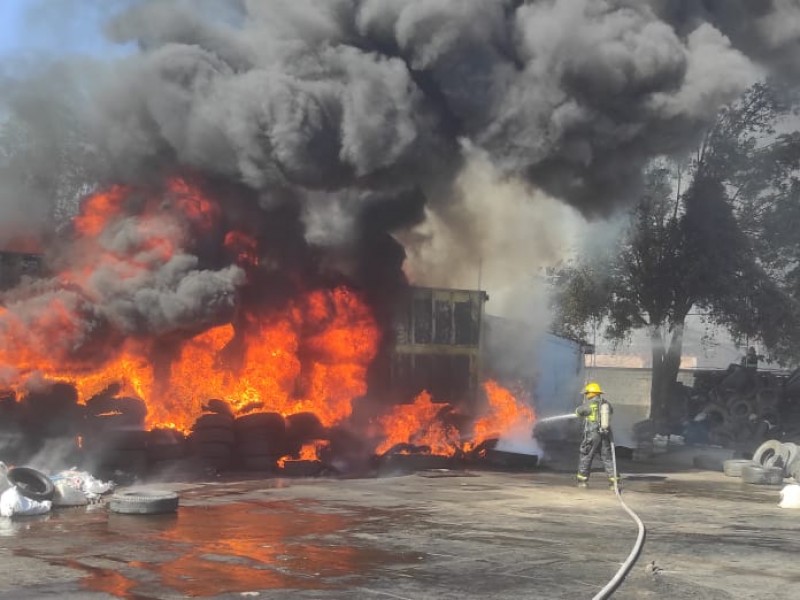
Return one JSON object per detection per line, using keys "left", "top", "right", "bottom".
{"left": 649, "top": 322, "right": 686, "bottom": 434}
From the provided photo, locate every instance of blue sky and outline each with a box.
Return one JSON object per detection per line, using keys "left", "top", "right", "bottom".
{"left": 0, "top": 0, "right": 132, "bottom": 58}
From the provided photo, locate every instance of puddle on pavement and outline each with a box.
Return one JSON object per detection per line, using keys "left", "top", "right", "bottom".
{"left": 10, "top": 500, "right": 422, "bottom": 598}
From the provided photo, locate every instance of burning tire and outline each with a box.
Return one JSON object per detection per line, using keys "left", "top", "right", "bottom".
{"left": 108, "top": 490, "right": 179, "bottom": 515}
{"left": 234, "top": 412, "right": 285, "bottom": 435}
{"left": 286, "top": 412, "right": 326, "bottom": 443}
{"left": 193, "top": 413, "right": 234, "bottom": 430}
{"left": 191, "top": 414, "right": 235, "bottom": 470}
{"left": 723, "top": 459, "right": 753, "bottom": 477}
{"left": 85, "top": 396, "right": 147, "bottom": 427}
{"left": 234, "top": 413, "right": 287, "bottom": 465}
{"left": 741, "top": 464, "right": 784, "bottom": 485}
{"left": 22, "top": 384, "right": 84, "bottom": 438}
{"left": 7, "top": 467, "right": 56, "bottom": 502}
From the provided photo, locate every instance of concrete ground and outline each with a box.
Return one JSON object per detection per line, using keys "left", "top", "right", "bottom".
{"left": 0, "top": 459, "right": 798, "bottom": 600}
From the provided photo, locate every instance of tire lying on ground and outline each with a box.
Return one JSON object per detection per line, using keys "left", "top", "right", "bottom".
{"left": 723, "top": 459, "right": 753, "bottom": 478}
{"left": 7, "top": 467, "right": 55, "bottom": 501}
{"left": 741, "top": 464, "right": 784, "bottom": 485}
{"left": 108, "top": 490, "right": 179, "bottom": 515}
{"left": 752, "top": 440, "right": 785, "bottom": 467}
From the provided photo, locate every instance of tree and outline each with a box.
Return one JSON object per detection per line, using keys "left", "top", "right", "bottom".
{"left": 553, "top": 83, "right": 800, "bottom": 432}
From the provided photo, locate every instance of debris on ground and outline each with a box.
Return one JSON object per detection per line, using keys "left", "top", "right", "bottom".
{"left": 0, "top": 464, "right": 115, "bottom": 517}
{"left": 0, "top": 486, "right": 51, "bottom": 517}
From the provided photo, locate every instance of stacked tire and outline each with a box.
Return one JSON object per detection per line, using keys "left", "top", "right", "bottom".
{"left": 189, "top": 413, "right": 236, "bottom": 471}
{"left": 83, "top": 396, "right": 149, "bottom": 476}
{"left": 234, "top": 412, "right": 286, "bottom": 471}
{"left": 722, "top": 439, "right": 800, "bottom": 485}
{"left": 147, "top": 428, "right": 187, "bottom": 467}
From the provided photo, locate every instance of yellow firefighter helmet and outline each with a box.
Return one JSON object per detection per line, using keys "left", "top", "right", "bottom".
{"left": 583, "top": 382, "right": 603, "bottom": 397}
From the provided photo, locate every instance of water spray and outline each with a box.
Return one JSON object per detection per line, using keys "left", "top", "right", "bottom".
{"left": 534, "top": 413, "right": 578, "bottom": 426}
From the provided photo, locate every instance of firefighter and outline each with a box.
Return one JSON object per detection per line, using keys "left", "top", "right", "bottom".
{"left": 575, "top": 382, "right": 618, "bottom": 490}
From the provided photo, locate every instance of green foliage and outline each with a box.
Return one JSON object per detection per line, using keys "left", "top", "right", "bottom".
{"left": 552, "top": 82, "right": 800, "bottom": 423}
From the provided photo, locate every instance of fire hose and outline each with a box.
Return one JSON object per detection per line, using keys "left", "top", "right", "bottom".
{"left": 536, "top": 413, "right": 647, "bottom": 598}
{"left": 591, "top": 437, "right": 646, "bottom": 600}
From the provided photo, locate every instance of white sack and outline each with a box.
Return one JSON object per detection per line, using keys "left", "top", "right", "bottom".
{"left": 0, "top": 486, "right": 52, "bottom": 517}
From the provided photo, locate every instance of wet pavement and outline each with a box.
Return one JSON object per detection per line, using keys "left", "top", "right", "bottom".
{"left": 0, "top": 464, "right": 798, "bottom": 599}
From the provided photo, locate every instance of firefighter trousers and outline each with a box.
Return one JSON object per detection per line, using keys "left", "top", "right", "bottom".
{"left": 577, "top": 431, "right": 615, "bottom": 481}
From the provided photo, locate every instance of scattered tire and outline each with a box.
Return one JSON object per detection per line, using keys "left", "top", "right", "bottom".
{"left": 752, "top": 440, "right": 785, "bottom": 467}
{"left": 108, "top": 490, "right": 179, "bottom": 515}
{"left": 7, "top": 467, "right": 56, "bottom": 501}
{"left": 723, "top": 459, "right": 753, "bottom": 477}
{"left": 741, "top": 464, "right": 784, "bottom": 485}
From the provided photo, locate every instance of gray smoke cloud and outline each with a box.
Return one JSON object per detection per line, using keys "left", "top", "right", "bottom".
{"left": 1, "top": 0, "right": 799, "bottom": 368}
{"left": 5, "top": 0, "right": 797, "bottom": 227}
{"left": 88, "top": 0, "right": 779, "bottom": 216}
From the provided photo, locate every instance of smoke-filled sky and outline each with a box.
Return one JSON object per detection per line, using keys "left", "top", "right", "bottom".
{"left": 2, "top": 0, "right": 800, "bottom": 332}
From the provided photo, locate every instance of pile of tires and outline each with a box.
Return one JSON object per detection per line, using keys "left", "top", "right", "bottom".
{"left": 189, "top": 413, "right": 236, "bottom": 471}
{"left": 147, "top": 428, "right": 186, "bottom": 466}
{"left": 722, "top": 439, "right": 800, "bottom": 485}
{"left": 83, "top": 396, "right": 149, "bottom": 476}
{"left": 234, "top": 412, "right": 286, "bottom": 471}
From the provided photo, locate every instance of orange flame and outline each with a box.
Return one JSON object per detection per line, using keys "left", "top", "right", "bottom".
{"left": 375, "top": 381, "right": 536, "bottom": 456}
{"left": 0, "top": 179, "right": 380, "bottom": 433}
{"left": 469, "top": 380, "right": 536, "bottom": 449}
{"left": 375, "top": 391, "right": 461, "bottom": 456}
{"left": 277, "top": 441, "right": 326, "bottom": 467}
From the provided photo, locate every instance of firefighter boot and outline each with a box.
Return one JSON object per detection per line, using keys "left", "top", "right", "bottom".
{"left": 608, "top": 477, "right": 622, "bottom": 492}
{"left": 577, "top": 474, "right": 588, "bottom": 489}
